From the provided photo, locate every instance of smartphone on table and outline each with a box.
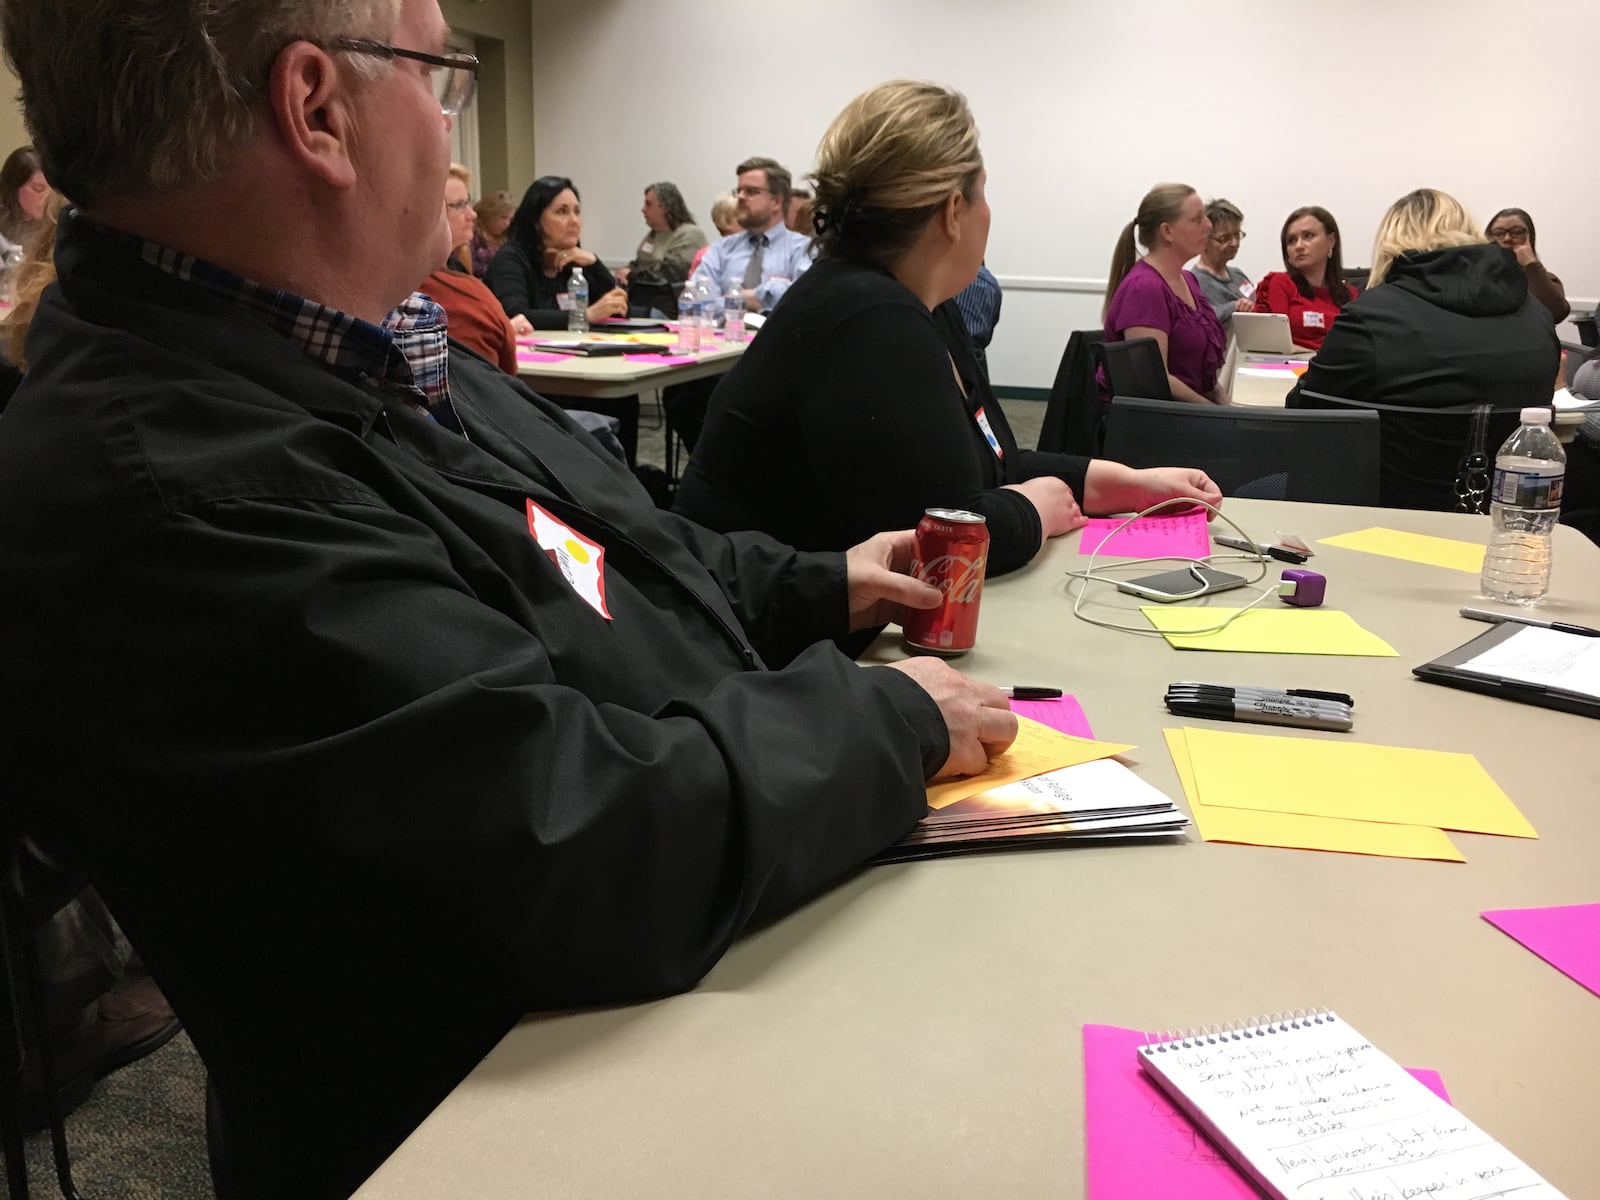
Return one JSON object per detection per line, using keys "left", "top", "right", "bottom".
{"left": 1115, "top": 565, "right": 1248, "bottom": 603}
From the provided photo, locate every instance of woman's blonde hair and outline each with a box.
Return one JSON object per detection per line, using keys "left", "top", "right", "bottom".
{"left": 1102, "top": 182, "right": 1196, "bottom": 318}
{"left": 2, "top": 188, "right": 66, "bottom": 369}
{"left": 709, "top": 192, "right": 738, "bottom": 234}
{"left": 1368, "top": 188, "right": 1486, "bottom": 287}
{"left": 448, "top": 162, "right": 471, "bottom": 188}
{"left": 473, "top": 189, "right": 515, "bottom": 248}
{"left": 810, "top": 79, "right": 983, "bottom": 270}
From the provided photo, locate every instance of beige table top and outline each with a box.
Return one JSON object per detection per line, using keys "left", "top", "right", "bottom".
{"left": 515, "top": 332, "right": 747, "bottom": 399}
{"left": 354, "top": 499, "right": 1600, "bottom": 1200}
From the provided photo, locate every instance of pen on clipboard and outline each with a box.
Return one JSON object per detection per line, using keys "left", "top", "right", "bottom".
{"left": 1459, "top": 607, "right": 1600, "bottom": 638}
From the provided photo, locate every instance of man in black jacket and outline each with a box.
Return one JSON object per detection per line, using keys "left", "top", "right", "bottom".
{"left": 0, "top": 2, "right": 1017, "bottom": 1196}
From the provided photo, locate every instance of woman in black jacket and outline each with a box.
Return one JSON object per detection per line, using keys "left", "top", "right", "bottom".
{"left": 486, "top": 175, "right": 628, "bottom": 329}
{"left": 675, "top": 81, "right": 1220, "bottom": 577}
{"left": 1291, "top": 188, "right": 1559, "bottom": 511}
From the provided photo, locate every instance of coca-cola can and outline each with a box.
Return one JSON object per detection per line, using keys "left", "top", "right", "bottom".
{"left": 902, "top": 508, "right": 989, "bottom": 657}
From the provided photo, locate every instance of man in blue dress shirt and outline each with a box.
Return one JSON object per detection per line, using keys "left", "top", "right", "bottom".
{"left": 689, "top": 156, "right": 813, "bottom": 314}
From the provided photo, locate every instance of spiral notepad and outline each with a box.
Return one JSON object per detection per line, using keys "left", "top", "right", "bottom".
{"left": 1136, "top": 1011, "right": 1566, "bottom": 1200}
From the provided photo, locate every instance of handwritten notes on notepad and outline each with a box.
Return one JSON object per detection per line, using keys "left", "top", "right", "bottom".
{"left": 1457, "top": 625, "right": 1600, "bottom": 700}
{"left": 1134, "top": 1014, "right": 1567, "bottom": 1200}
{"left": 1180, "top": 726, "right": 1536, "bottom": 837}
{"left": 1163, "top": 729, "right": 1466, "bottom": 862}
{"left": 1318, "top": 527, "right": 1486, "bottom": 573}
{"left": 1481, "top": 903, "right": 1600, "bottom": 997}
{"left": 1083, "top": 1024, "right": 1451, "bottom": 1200}
{"left": 924, "top": 717, "right": 1133, "bottom": 811}
{"left": 1079, "top": 510, "right": 1211, "bottom": 559}
{"left": 1140, "top": 607, "right": 1398, "bottom": 656}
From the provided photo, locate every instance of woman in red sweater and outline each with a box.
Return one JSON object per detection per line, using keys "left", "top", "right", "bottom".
{"left": 419, "top": 165, "right": 530, "bottom": 375}
{"left": 1243, "top": 205, "right": 1355, "bottom": 350}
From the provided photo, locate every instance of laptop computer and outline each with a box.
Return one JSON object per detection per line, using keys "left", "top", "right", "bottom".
{"left": 1231, "top": 311, "right": 1310, "bottom": 357}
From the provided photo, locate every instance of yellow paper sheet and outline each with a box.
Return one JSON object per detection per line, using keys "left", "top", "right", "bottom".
{"left": 585, "top": 331, "right": 679, "bottom": 346}
{"left": 1140, "top": 607, "right": 1398, "bottom": 657}
{"left": 925, "top": 717, "right": 1134, "bottom": 811}
{"left": 1318, "top": 527, "right": 1485, "bottom": 574}
{"left": 1180, "top": 726, "right": 1535, "bottom": 838}
{"left": 1162, "top": 729, "right": 1465, "bottom": 862}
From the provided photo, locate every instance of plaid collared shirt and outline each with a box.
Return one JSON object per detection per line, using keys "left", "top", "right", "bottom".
{"left": 68, "top": 209, "right": 462, "bottom": 432}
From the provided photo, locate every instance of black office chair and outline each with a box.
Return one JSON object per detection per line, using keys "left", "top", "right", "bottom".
{"left": 1562, "top": 341, "right": 1594, "bottom": 382}
{"left": 1102, "top": 397, "right": 1380, "bottom": 505}
{"left": 1, "top": 834, "right": 90, "bottom": 1200}
{"left": 1294, "top": 390, "right": 1530, "bottom": 513}
{"left": 1094, "top": 337, "right": 1171, "bottom": 405}
{"left": 1344, "top": 266, "right": 1371, "bottom": 291}
{"left": 1037, "top": 329, "right": 1104, "bottom": 455}
{"left": 1573, "top": 311, "right": 1597, "bottom": 349}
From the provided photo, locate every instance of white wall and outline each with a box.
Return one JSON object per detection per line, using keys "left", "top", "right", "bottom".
{"left": 528, "top": 0, "right": 1596, "bottom": 390}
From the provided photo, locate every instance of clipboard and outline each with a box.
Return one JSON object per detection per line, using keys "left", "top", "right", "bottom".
{"left": 1413, "top": 621, "right": 1600, "bottom": 719}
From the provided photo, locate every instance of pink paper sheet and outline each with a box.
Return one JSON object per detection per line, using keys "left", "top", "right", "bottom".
{"left": 1082, "top": 1024, "right": 1449, "bottom": 1200}
{"left": 1009, "top": 696, "right": 1094, "bottom": 739}
{"left": 1078, "top": 510, "right": 1211, "bottom": 559}
{"left": 624, "top": 353, "right": 698, "bottom": 364}
{"left": 515, "top": 351, "right": 569, "bottom": 364}
{"left": 1481, "top": 903, "right": 1600, "bottom": 997}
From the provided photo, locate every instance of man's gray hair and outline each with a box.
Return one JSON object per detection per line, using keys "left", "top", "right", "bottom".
{"left": 0, "top": 0, "right": 402, "bottom": 207}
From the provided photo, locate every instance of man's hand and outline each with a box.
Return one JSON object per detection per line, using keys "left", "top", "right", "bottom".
{"left": 844, "top": 529, "right": 940, "bottom": 632}
{"left": 1083, "top": 462, "right": 1223, "bottom": 518}
{"left": 884, "top": 657, "right": 1017, "bottom": 779}
{"left": 1002, "top": 475, "right": 1087, "bottom": 550}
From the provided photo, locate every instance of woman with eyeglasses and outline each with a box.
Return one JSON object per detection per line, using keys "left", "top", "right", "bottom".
{"left": 1486, "top": 208, "right": 1569, "bottom": 323}
{"left": 486, "top": 175, "right": 628, "bottom": 330}
{"left": 419, "top": 164, "right": 525, "bottom": 376}
{"left": 1244, "top": 206, "right": 1355, "bottom": 351}
{"left": 1192, "top": 198, "right": 1253, "bottom": 324}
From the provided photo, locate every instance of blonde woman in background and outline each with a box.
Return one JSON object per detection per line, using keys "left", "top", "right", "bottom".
{"left": 2, "top": 187, "right": 65, "bottom": 368}
{"left": 1101, "top": 183, "right": 1228, "bottom": 405}
{"left": 675, "top": 80, "right": 1219, "bottom": 584}
{"left": 469, "top": 189, "right": 515, "bottom": 278}
{"left": 1291, "top": 188, "right": 1559, "bottom": 510}
{"left": 691, "top": 193, "right": 741, "bottom": 277}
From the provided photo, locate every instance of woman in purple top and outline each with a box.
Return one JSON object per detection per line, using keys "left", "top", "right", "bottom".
{"left": 1102, "top": 183, "right": 1228, "bottom": 405}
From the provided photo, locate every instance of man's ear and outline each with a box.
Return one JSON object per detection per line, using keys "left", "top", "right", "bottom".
{"left": 265, "top": 42, "right": 359, "bottom": 190}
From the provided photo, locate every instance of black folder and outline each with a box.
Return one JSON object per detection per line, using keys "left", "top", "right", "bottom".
{"left": 1413, "top": 621, "right": 1600, "bottom": 719}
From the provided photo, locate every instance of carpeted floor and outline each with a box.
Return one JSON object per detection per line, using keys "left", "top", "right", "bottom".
{"left": 9, "top": 397, "right": 1047, "bottom": 1200}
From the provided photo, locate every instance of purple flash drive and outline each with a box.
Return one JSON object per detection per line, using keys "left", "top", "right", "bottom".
{"left": 1279, "top": 569, "right": 1326, "bottom": 607}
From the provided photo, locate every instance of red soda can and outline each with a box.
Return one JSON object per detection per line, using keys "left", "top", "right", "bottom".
{"left": 902, "top": 508, "right": 989, "bottom": 656}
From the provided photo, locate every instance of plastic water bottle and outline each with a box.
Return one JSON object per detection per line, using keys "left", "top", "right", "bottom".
{"left": 677, "top": 280, "right": 701, "bottom": 353}
{"left": 723, "top": 281, "right": 746, "bottom": 344}
{"left": 1481, "top": 407, "right": 1565, "bottom": 605}
{"left": 567, "top": 265, "right": 588, "bottom": 334}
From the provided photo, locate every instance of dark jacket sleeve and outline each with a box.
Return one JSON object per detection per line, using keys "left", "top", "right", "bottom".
{"left": 1290, "top": 304, "right": 1379, "bottom": 406}
{"left": 76, "top": 494, "right": 945, "bottom": 1015}
{"left": 487, "top": 241, "right": 614, "bottom": 331}
{"left": 1524, "top": 263, "right": 1570, "bottom": 324}
{"left": 799, "top": 300, "right": 1044, "bottom": 576}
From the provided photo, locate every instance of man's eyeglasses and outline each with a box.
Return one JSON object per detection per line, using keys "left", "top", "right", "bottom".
{"left": 333, "top": 37, "right": 479, "bottom": 116}
{"left": 1209, "top": 230, "right": 1245, "bottom": 244}
{"left": 1489, "top": 226, "right": 1529, "bottom": 242}
{"left": 734, "top": 186, "right": 773, "bottom": 198}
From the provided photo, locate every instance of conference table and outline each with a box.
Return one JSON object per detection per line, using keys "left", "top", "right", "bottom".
{"left": 515, "top": 328, "right": 747, "bottom": 464}
{"left": 353, "top": 499, "right": 1599, "bottom": 1199}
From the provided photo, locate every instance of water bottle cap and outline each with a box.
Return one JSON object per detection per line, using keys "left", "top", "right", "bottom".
{"left": 1520, "top": 407, "right": 1551, "bottom": 425}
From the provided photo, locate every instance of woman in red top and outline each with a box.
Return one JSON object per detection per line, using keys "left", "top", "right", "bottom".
{"left": 1243, "top": 205, "right": 1355, "bottom": 350}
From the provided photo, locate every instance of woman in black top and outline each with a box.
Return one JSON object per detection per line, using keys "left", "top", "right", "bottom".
{"left": 675, "top": 82, "right": 1220, "bottom": 576}
{"left": 1290, "top": 189, "right": 1560, "bottom": 512}
{"left": 487, "top": 176, "right": 628, "bottom": 330}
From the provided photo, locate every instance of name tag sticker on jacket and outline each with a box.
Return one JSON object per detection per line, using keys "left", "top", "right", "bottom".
{"left": 526, "top": 500, "right": 612, "bottom": 620}
{"left": 974, "top": 406, "right": 1004, "bottom": 459}
{"left": 1239, "top": 281, "right": 1255, "bottom": 298}
{"left": 556, "top": 294, "right": 574, "bottom": 311}
{"left": 1303, "top": 310, "right": 1325, "bottom": 328}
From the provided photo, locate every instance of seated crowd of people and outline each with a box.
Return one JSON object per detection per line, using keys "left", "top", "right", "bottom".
{"left": 0, "top": 2, "right": 1588, "bottom": 1197}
